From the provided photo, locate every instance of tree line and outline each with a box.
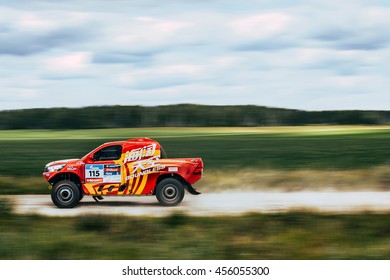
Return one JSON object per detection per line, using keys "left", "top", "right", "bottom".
{"left": 0, "top": 104, "right": 389, "bottom": 129}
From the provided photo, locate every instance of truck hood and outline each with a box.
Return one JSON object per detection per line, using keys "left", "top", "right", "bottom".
{"left": 45, "top": 158, "right": 81, "bottom": 168}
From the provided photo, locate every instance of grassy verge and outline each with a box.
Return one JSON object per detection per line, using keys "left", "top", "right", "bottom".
{"left": 0, "top": 176, "right": 48, "bottom": 195}
{"left": 198, "top": 166, "right": 390, "bottom": 192}
{"left": 0, "top": 198, "right": 389, "bottom": 259}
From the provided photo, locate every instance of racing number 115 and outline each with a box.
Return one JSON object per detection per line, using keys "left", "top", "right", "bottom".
{"left": 89, "top": 170, "right": 100, "bottom": 177}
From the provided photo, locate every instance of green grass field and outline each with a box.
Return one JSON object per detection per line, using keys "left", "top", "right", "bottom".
{"left": 0, "top": 126, "right": 389, "bottom": 194}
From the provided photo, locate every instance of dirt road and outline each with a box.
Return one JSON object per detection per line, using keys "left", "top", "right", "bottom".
{"left": 6, "top": 191, "right": 390, "bottom": 217}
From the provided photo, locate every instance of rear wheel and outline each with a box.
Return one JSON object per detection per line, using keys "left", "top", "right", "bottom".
{"left": 51, "top": 180, "right": 81, "bottom": 208}
{"left": 155, "top": 178, "right": 184, "bottom": 206}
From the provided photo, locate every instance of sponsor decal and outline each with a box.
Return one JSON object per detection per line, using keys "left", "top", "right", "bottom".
{"left": 126, "top": 156, "right": 165, "bottom": 180}
{"left": 103, "top": 164, "right": 121, "bottom": 183}
{"left": 85, "top": 164, "right": 121, "bottom": 183}
{"left": 87, "top": 178, "right": 103, "bottom": 183}
{"left": 168, "top": 167, "right": 178, "bottom": 172}
{"left": 124, "top": 143, "right": 157, "bottom": 163}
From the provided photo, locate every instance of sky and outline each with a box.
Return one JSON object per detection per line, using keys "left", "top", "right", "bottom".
{"left": 0, "top": 0, "right": 389, "bottom": 111}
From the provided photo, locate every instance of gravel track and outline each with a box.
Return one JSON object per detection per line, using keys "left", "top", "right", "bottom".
{"left": 6, "top": 191, "right": 390, "bottom": 217}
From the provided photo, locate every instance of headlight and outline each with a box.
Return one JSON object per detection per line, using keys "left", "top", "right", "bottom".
{"left": 46, "top": 164, "right": 66, "bottom": 172}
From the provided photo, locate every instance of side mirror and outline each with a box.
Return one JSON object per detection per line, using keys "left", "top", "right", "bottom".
{"left": 88, "top": 154, "right": 94, "bottom": 161}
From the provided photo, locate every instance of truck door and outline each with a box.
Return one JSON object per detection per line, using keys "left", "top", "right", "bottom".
{"left": 84, "top": 144, "right": 125, "bottom": 195}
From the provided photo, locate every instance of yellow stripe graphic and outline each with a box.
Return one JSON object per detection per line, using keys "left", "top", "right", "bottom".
{"left": 135, "top": 174, "right": 148, "bottom": 195}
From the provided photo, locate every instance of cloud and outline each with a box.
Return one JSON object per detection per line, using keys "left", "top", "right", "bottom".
{"left": 44, "top": 51, "right": 91, "bottom": 70}
{"left": 230, "top": 13, "right": 292, "bottom": 39}
{"left": 92, "top": 51, "right": 155, "bottom": 65}
{"left": 308, "top": 6, "right": 390, "bottom": 51}
{"left": 0, "top": 7, "right": 96, "bottom": 56}
{"left": 40, "top": 51, "right": 96, "bottom": 80}
{"left": 110, "top": 17, "right": 193, "bottom": 52}
{"left": 0, "top": 26, "right": 93, "bottom": 56}
{"left": 117, "top": 64, "right": 205, "bottom": 90}
{"left": 227, "top": 12, "right": 300, "bottom": 52}
{"left": 314, "top": 28, "right": 390, "bottom": 51}
{"left": 232, "top": 38, "right": 295, "bottom": 52}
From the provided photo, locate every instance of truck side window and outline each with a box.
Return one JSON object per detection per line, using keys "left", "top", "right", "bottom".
{"left": 93, "top": 145, "right": 122, "bottom": 161}
{"left": 160, "top": 145, "right": 168, "bottom": 159}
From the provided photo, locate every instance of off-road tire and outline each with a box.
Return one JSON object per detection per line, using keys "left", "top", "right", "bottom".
{"left": 155, "top": 178, "right": 185, "bottom": 206}
{"left": 51, "top": 180, "right": 81, "bottom": 208}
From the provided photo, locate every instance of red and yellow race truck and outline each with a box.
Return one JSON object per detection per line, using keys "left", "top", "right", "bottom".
{"left": 43, "top": 138, "right": 203, "bottom": 208}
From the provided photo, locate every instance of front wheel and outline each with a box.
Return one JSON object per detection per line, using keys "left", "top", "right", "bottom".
{"left": 51, "top": 180, "right": 81, "bottom": 208}
{"left": 155, "top": 178, "right": 185, "bottom": 206}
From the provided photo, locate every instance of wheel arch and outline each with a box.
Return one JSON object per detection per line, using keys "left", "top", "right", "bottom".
{"left": 49, "top": 173, "right": 83, "bottom": 192}
{"left": 154, "top": 173, "right": 186, "bottom": 195}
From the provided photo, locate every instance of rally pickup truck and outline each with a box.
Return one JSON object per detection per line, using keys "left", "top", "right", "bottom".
{"left": 42, "top": 138, "right": 203, "bottom": 208}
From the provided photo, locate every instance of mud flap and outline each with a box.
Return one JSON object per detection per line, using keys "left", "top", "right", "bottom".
{"left": 185, "top": 183, "right": 201, "bottom": 195}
